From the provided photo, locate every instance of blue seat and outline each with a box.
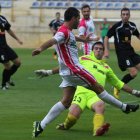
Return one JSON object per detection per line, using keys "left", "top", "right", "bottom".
{"left": 31, "top": 1, "right": 40, "bottom": 8}
{"left": 56, "top": 2, "right": 65, "bottom": 8}
{"left": 98, "top": 2, "right": 107, "bottom": 10}
{"left": 47, "top": 1, "right": 56, "bottom": 8}
{"left": 0, "top": 1, "right": 12, "bottom": 8}
{"left": 131, "top": 3, "right": 140, "bottom": 10}
{"left": 114, "top": 2, "right": 124, "bottom": 10}
{"left": 124, "top": 3, "right": 133, "bottom": 9}
{"left": 89, "top": 2, "right": 96, "bottom": 9}
{"left": 40, "top": 1, "right": 47, "bottom": 8}
{"left": 72, "top": 2, "right": 82, "bottom": 9}
{"left": 106, "top": 2, "right": 114, "bottom": 10}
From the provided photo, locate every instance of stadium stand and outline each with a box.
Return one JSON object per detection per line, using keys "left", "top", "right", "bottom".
{"left": 0, "top": 0, "right": 12, "bottom": 8}
{"left": 31, "top": 0, "right": 140, "bottom": 10}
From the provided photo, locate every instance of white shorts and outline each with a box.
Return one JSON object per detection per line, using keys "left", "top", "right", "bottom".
{"left": 59, "top": 75, "right": 89, "bottom": 88}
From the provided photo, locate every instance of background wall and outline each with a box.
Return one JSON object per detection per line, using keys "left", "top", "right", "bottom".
{"left": 1, "top": 0, "right": 140, "bottom": 50}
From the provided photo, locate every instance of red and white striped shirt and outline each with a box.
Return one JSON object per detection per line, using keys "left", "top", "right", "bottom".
{"left": 78, "top": 17, "right": 97, "bottom": 55}
{"left": 54, "top": 24, "right": 97, "bottom": 86}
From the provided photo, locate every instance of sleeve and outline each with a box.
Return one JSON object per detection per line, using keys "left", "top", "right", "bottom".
{"left": 49, "top": 20, "right": 53, "bottom": 28}
{"left": 106, "top": 24, "right": 116, "bottom": 38}
{"left": 1, "top": 16, "right": 11, "bottom": 30}
{"left": 78, "top": 19, "right": 86, "bottom": 36}
{"left": 106, "top": 67, "right": 124, "bottom": 90}
{"left": 132, "top": 24, "right": 140, "bottom": 37}
{"left": 53, "top": 31, "right": 65, "bottom": 44}
{"left": 78, "top": 26, "right": 86, "bottom": 36}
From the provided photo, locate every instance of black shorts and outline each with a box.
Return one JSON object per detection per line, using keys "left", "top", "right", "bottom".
{"left": 0, "top": 45, "right": 18, "bottom": 63}
{"left": 117, "top": 53, "right": 140, "bottom": 71}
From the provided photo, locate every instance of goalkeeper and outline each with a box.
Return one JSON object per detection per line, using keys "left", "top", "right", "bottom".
{"left": 35, "top": 41, "right": 140, "bottom": 136}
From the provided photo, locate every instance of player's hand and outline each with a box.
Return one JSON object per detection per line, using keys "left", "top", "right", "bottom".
{"left": 132, "top": 90, "right": 140, "bottom": 97}
{"left": 93, "top": 36, "right": 100, "bottom": 41}
{"left": 103, "top": 50, "right": 109, "bottom": 59}
{"left": 17, "top": 39, "right": 23, "bottom": 45}
{"left": 35, "top": 69, "right": 49, "bottom": 78}
{"left": 32, "top": 48, "right": 42, "bottom": 56}
{"left": 34, "top": 69, "right": 53, "bottom": 78}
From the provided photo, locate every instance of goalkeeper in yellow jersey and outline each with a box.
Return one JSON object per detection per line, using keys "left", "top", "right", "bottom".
{"left": 35, "top": 41, "right": 140, "bottom": 136}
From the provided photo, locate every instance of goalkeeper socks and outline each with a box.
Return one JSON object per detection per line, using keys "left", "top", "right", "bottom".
{"left": 64, "top": 113, "right": 78, "bottom": 129}
{"left": 93, "top": 114, "right": 104, "bottom": 135}
{"left": 98, "top": 90, "right": 127, "bottom": 110}
{"left": 122, "top": 74, "right": 134, "bottom": 84}
{"left": 41, "top": 101, "right": 66, "bottom": 129}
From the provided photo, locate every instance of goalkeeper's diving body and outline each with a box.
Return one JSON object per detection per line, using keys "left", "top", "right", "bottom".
{"left": 35, "top": 41, "right": 140, "bottom": 136}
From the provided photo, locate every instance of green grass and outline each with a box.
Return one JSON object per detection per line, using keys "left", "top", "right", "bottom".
{"left": 0, "top": 49, "right": 140, "bottom": 140}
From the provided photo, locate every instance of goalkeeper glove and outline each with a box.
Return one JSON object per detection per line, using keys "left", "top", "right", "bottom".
{"left": 34, "top": 69, "right": 53, "bottom": 78}
{"left": 132, "top": 90, "right": 140, "bottom": 97}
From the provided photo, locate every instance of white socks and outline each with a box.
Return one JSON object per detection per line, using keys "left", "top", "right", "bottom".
{"left": 41, "top": 101, "right": 66, "bottom": 129}
{"left": 98, "top": 90, "right": 127, "bottom": 111}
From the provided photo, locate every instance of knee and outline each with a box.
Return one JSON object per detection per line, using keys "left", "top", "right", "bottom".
{"left": 61, "top": 100, "right": 71, "bottom": 109}
{"left": 93, "top": 101, "right": 105, "bottom": 114}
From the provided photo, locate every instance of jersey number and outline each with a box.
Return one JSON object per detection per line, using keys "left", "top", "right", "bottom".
{"left": 73, "top": 96, "right": 81, "bottom": 103}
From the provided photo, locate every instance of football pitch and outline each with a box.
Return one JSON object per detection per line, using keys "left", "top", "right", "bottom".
{"left": 0, "top": 48, "right": 140, "bottom": 140}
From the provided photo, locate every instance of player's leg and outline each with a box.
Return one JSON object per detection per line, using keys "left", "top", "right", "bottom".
{"left": 7, "top": 57, "right": 21, "bottom": 85}
{"left": 1, "top": 62, "right": 11, "bottom": 90}
{"left": 56, "top": 89, "right": 87, "bottom": 130}
{"left": 7, "top": 46, "right": 21, "bottom": 86}
{"left": 56, "top": 104, "right": 82, "bottom": 130}
{"left": 76, "top": 67, "right": 139, "bottom": 113}
{"left": 32, "top": 86, "right": 76, "bottom": 137}
{"left": 87, "top": 94, "right": 109, "bottom": 136}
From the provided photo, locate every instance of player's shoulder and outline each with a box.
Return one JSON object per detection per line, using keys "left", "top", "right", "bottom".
{"left": 129, "top": 21, "right": 136, "bottom": 26}
{"left": 79, "top": 18, "right": 86, "bottom": 27}
{"left": 113, "top": 21, "right": 122, "bottom": 27}
{"left": 57, "top": 25, "right": 69, "bottom": 37}
{"left": 0, "top": 15, "right": 7, "bottom": 20}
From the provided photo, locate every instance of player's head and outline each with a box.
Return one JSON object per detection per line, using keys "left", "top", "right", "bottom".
{"left": 64, "top": 7, "right": 80, "bottom": 29}
{"left": 55, "top": 12, "right": 60, "bottom": 20}
{"left": 121, "top": 7, "right": 130, "bottom": 23}
{"left": 81, "top": 4, "right": 91, "bottom": 20}
{"left": 103, "top": 18, "right": 107, "bottom": 23}
{"left": 92, "top": 41, "right": 104, "bottom": 60}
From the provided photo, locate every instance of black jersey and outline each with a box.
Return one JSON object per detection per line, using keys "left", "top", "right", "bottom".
{"left": 0, "top": 15, "right": 11, "bottom": 46}
{"left": 49, "top": 19, "right": 64, "bottom": 32}
{"left": 107, "top": 21, "right": 140, "bottom": 55}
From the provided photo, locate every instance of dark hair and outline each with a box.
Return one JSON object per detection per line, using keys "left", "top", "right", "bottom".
{"left": 64, "top": 7, "right": 80, "bottom": 22}
{"left": 56, "top": 12, "right": 60, "bottom": 15}
{"left": 92, "top": 41, "right": 104, "bottom": 51}
{"left": 121, "top": 7, "right": 130, "bottom": 14}
{"left": 81, "top": 4, "right": 90, "bottom": 11}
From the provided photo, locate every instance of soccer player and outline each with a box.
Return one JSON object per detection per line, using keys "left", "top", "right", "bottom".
{"left": 32, "top": 7, "right": 139, "bottom": 138}
{"left": 49, "top": 12, "right": 64, "bottom": 59}
{"left": 78, "top": 4, "right": 100, "bottom": 55}
{"left": 104, "top": 7, "right": 140, "bottom": 99}
{"left": 100, "top": 18, "right": 111, "bottom": 44}
{"left": 35, "top": 41, "right": 140, "bottom": 136}
{"left": 0, "top": 14, "right": 23, "bottom": 90}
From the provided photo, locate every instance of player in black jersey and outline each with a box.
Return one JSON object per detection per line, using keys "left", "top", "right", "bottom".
{"left": 49, "top": 12, "right": 64, "bottom": 59}
{"left": 0, "top": 15, "right": 23, "bottom": 90}
{"left": 104, "top": 8, "right": 140, "bottom": 99}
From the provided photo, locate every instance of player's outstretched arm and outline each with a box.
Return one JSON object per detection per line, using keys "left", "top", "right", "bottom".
{"left": 103, "top": 36, "right": 109, "bottom": 58}
{"left": 32, "top": 38, "right": 57, "bottom": 56}
{"left": 35, "top": 67, "right": 59, "bottom": 78}
{"left": 7, "top": 29, "right": 23, "bottom": 45}
{"left": 122, "top": 84, "right": 140, "bottom": 97}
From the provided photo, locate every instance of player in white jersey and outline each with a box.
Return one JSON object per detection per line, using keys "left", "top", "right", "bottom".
{"left": 78, "top": 4, "right": 100, "bottom": 55}
{"left": 32, "top": 7, "right": 139, "bottom": 138}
